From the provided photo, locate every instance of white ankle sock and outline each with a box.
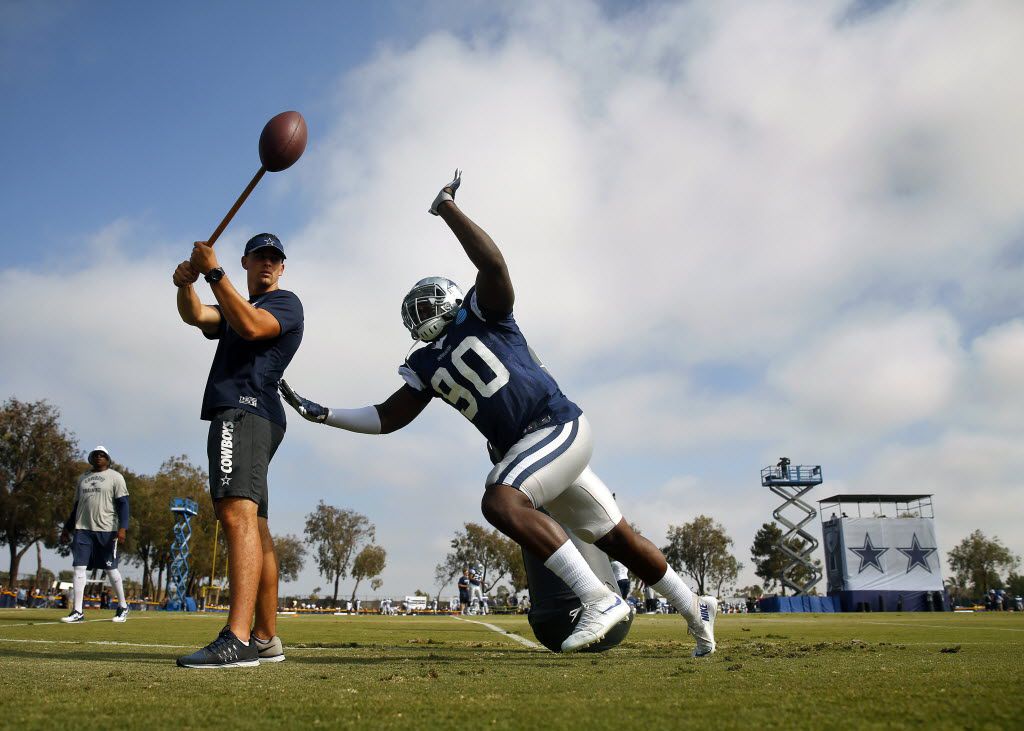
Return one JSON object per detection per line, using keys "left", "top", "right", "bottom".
{"left": 73, "top": 566, "right": 86, "bottom": 613}
{"left": 106, "top": 569, "right": 127, "bottom": 609}
{"left": 543, "top": 540, "right": 609, "bottom": 604}
{"left": 652, "top": 565, "right": 699, "bottom": 624}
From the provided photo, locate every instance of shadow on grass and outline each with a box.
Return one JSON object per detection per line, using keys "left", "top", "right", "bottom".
{"left": 0, "top": 647, "right": 173, "bottom": 664}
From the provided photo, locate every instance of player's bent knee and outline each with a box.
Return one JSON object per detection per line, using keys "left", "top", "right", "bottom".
{"left": 481, "top": 484, "right": 532, "bottom": 531}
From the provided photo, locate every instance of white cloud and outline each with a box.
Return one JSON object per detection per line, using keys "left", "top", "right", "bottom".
{"left": 768, "top": 309, "right": 964, "bottom": 434}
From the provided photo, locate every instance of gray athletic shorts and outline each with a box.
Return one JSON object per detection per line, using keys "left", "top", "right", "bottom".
{"left": 207, "top": 408, "right": 284, "bottom": 519}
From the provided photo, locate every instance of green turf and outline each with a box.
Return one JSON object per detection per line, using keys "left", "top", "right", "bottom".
{"left": 0, "top": 609, "right": 1020, "bottom": 729}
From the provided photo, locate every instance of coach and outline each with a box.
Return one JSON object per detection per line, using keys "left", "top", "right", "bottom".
{"left": 59, "top": 446, "right": 131, "bottom": 624}
{"left": 172, "top": 233, "right": 303, "bottom": 668}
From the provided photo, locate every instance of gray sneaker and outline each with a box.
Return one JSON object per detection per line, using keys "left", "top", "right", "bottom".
{"left": 253, "top": 634, "right": 285, "bottom": 663}
{"left": 176, "top": 627, "right": 259, "bottom": 668}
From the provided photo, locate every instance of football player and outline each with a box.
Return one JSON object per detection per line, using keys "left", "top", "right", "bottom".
{"left": 457, "top": 569, "right": 470, "bottom": 614}
{"left": 468, "top": 566, "right": 485, "bottom": 615}
{"left": 280, "top": 171, "right": 716, "bottom": 655}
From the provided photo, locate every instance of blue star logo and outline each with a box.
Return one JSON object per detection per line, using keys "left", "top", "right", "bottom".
{"left": 850, "top": 534, "right": 889, "bottom": 573}
{"left": 895, "top": 533, "right": 937, "bottom": 573}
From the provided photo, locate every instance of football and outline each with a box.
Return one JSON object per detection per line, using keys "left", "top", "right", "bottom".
{"left": 258, "top": 110, "right": 308, "bottom": 172}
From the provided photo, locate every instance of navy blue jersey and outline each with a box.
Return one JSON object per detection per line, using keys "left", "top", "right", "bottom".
{"left": 201, "top": 289, "right": 303, "bottom": 428}
{"left": 400, "top": 287, "right": 581, "bottom": 455}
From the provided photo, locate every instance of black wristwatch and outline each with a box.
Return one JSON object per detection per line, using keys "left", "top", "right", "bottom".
{"left": 204, "top": 267, "right": 225, "bottom": 284}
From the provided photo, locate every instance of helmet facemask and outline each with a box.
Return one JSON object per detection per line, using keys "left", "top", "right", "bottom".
{"left": 401, "top": 277, "right": 464, "bottom": 341}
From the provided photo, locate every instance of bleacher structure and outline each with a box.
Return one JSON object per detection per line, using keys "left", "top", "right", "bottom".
{"left": 818, "top": 494, "right": 946, "bottom": 611}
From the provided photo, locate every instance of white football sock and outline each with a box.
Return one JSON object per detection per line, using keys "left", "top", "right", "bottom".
{"left": 652, "top": 565, "right": 699, "bottom": 624}
{"left": 106, "top": 569, "right": 127, "bottom": 609}
{"left": 543, "top": 540, "right": 610, "bottom": 604}
{"left": 73, "top": 566, "right": 87, "bottom": 613}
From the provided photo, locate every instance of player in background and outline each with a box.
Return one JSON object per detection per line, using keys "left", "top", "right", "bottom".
{"left": 172, "top": 233, "right": 303, "bottom": 668}
{"left": 281, "top": 172, "right": 716, "bottom": 655}
{"left": 610, "top": 560, "right": 630, "bottom": 600}
{"left": 457, "top": 570, "right": 470, "bottom": 614}
{"left": 60, "top": 446, "right": 130, "bottom": 624}
{"left": 468, "top": 566, "right": 486, "bottom": 614}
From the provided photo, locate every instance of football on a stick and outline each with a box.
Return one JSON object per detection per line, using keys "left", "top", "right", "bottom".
{"left": 259, "top": 111, "right": 308, "bottom": 172}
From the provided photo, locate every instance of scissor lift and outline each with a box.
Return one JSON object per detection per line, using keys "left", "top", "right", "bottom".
{"left": 167, "top": 498, "right": 199, "bottom": 611}
{"left": 761, "top": 460, "right": 823, "bottom": 595}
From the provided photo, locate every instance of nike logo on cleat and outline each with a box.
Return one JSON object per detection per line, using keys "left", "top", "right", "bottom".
{"left": 700, "top": 603, "right": 710, "bottom": 622}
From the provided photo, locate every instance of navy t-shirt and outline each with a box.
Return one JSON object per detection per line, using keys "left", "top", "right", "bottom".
{"left": 400, "top": 287, "right": 581, "bottom": 455}
{"left": 201, "top": 288, "right": 303, "bottom": 428}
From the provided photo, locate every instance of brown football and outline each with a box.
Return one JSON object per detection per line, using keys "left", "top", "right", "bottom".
{"left": 258, "top": 111, "right": 308, "bottom": 172}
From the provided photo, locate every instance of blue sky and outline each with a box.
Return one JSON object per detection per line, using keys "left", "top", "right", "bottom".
{"left": 1, "top": 1, "right": 421, "bottom": 267}
{"left": 2, "top": 0, "right": 1022, "bottom": 599}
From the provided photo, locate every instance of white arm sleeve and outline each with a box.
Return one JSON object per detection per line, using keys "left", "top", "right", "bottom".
{"left": 324, "top": 406, "right": 382, "bottom": 435}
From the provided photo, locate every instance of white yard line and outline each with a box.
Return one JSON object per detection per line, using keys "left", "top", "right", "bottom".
{"left": 449, "top": 614, "right": 542, "bottom": 649}
{"left": 0, "top": 615, "right": 158, "bottom": 628}
{"left": 863, "top": 620, "right": 1024, "bottom": 633}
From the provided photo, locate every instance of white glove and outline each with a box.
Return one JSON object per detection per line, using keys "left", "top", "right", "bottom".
{"left": 279, "top": 379, "right": 329, "bottom": 423}
{"left": 429, "top": 168, "right": 462, "bottom": 215}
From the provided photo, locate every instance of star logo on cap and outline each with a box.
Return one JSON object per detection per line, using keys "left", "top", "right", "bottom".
{"left": 221, "top": 476, "right": 232, "bottom": 486}
{"left": 896, "top": 533, "right": 937, "bottom": 573}
{"left": 849, "top": 533, "right": 889, "bottom": 573}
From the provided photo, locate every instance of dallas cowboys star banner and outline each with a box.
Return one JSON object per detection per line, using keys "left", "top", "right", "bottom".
{"left": 823, "top": 517, "right": 943, "bottom": 592}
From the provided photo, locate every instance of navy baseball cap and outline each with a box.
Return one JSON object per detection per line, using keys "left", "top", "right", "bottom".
{"left": 244, "top": 233, "right": 286, "bottom": 259}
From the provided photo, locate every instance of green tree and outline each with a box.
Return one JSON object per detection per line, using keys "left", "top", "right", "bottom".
{"left": 738, "top": 584, "right": 764, "bottom": 599}
{"left": 947, "top": 530, "right": 1019, "bottom": 597}
{"left": 128, "top": 456, "right": 213, "bottom": 600}
{"left": 0, "top": 398, "right": 79, "bottom": 588}
{"left": 710, "top": 552, "right": 742, "bottom": 597}
{"left": 1006, "top": 572, "right": 1024, "bottom": 598}
{"left": 117, "top": 469, "right": 165, "bottom": 596}
{"left": 273, "top": 534, "right": 307, "bottom": 583}
{"left": 434, "top": 522, "right": 522, "bottom": 596}
{"left": 750, "top": 522, "right": 818, "bottom": 595}
{"left": 349, "top": 544, "right": 386, "bottom": 604}
{"left": 494, "top": 533, "right": 527, "bottom": 594}
{"left": 662, "top": 515, "right": 740, "bottom": 596}
{"left": 304, "top": 502, "right": 375, "bottom": 606}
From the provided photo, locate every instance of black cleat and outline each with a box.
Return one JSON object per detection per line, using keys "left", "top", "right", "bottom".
{"left": 176, "top": 627, "right": 259, "bottom": 668}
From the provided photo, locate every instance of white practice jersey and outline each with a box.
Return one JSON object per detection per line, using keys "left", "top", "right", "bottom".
{"left": 73, "top": 468, "right": 128, "bottom": 532}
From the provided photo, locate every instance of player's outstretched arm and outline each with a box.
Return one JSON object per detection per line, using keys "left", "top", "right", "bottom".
{"left": 279, "top": 380, "right": 429, "bottom": 434}
{"left": 429, "top": 170, "right": 514, "bottom": 315}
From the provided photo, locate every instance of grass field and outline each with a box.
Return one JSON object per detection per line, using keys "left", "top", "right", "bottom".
{"left": 0, "top": 609, "right": 1020, "bottom": 730}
